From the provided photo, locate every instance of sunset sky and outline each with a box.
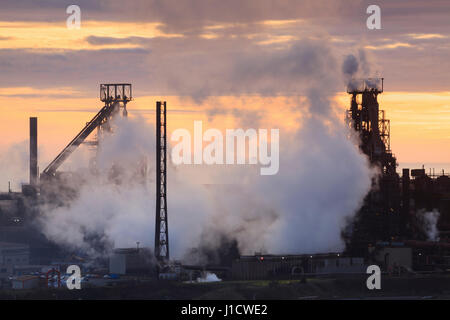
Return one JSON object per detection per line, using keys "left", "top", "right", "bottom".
{"left": 1, "top": 0, "right": 450, "bottom": 189}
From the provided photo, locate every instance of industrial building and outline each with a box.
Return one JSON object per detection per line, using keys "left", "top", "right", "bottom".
{"left": 343, "top": 79, "right": 450, "bottom": 266}
{"left": 109, "top": 247, "right": 154, "bottom": 275}
{"left": 231, "top": 78, "right": 450, "bottom": 279}
{"left": 0, "top": 79, "right": 449, "bottom": 288}
{"left": 232, "top": 254, "right": 366, "bottom": 281}
{"left": 0, "top": 242, "right": 30, "bottom": 277}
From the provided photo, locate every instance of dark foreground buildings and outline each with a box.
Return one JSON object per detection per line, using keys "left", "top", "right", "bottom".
{"left": 343, "top": 78, "right": 450, "bottom": 266}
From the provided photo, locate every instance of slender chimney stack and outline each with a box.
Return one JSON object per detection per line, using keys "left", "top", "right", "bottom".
{"left": 401, "top": 168, "right": 410, "bottom": 235}
{"left": 30, "top": 117, "right": 38, "bottom": 186}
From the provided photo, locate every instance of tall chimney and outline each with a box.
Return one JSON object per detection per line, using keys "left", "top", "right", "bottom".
{"left": 30, "top": 117, "right": 38, "bottom": 186}
{"left": 401, "top": 168, "right": 410, "bottom": 234}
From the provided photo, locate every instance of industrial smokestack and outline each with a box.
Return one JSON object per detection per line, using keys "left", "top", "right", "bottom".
{"left": 30, "top": 117, "right": 38, "bottom": 186}
{"left": 402, "top": 168, "right": 410, "bottom": 235}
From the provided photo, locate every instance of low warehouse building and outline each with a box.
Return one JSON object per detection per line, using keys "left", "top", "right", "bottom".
{"left": 232, "top": 253, "right": 366, "bottom": 280}
{"left": 109, "top": 248, "right": 153, "bottom": 275}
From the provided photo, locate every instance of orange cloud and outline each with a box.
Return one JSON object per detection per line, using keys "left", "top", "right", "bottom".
{"left": 0, "top": 21, "right": 182, "bottom": 50}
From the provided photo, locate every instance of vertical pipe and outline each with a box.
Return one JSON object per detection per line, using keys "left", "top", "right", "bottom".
{"left": 29, "top": 117, "right": 38, "bottom": 186}
{"left": 402, "top": 169, "right": 410, "bottom": 226}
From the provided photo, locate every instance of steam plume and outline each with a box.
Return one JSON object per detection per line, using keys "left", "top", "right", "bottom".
{"left": 36, "top": 38, "right": 376, "bottom": 259}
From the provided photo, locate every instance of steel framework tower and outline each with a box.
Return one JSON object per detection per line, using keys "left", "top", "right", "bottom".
{"left": 155, "top": 101, "right": 169, "bottom": 262}
{"left": 42, "top": 83, "right": 131, "bottom": 178}
{"left": 346, "top": 78, "right": 396, "bottom": 175}
{"left": 344, "top": 78, "right": 403, "bottom": 252}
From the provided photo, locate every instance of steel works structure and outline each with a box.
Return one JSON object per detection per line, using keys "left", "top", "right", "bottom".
{"left": 155, "top": 101, "right": 169, "bottom": 262}
{"left": 38, "top": 84, "right": 172, "bottom": 264}
{"left": 345, "top": 78, "right": 403, "bottom": 253}
{"left": 2, "top": 78, "right": 450, "bottom": 274}
{"left": 41, "top": 84, "right": 131, "bottom": 178}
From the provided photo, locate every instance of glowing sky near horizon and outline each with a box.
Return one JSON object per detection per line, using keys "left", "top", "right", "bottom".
{"left": 1, "top": 0, "right": 450, "bottom": 178}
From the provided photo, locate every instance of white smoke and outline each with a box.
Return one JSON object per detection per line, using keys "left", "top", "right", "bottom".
{"left": 196, "top": 272, "right": 221, "bottom": 283}
{"left": 342, "top": 49, "right": 381, "bottom": 92}
{"left": 38, "top": 102, "right": 373, "bottom": 258}
{"left": 0, "top": 140, "right": 51, "bottom": 192}
{"left": 0, "top": 141, "right": 28, "bottom": 191}
{"left": 35, "top": 38, "right": 375, "bottom": 259}
{"left": 37, "top": 117, "right": 156, "bottom": 257}
{"left": 423, "top": 209, "right": 440, "bottom": 241}
{"left": 37, "top": 115, "right": 211, "bottom": 258}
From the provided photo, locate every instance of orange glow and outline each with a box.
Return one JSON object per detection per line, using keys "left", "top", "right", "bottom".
{"left": 335, "top": 91, "right": 450, "bottom": 163}
{"left": 1, "top": 90, "right": 450, "bottom": 167}
{"left": 0, "top": 21, "right": 182, "bottom": 50}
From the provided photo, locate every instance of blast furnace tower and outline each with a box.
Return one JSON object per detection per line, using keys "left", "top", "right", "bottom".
{"left": 345, "top": 79, "right": 403, "bottom": 254}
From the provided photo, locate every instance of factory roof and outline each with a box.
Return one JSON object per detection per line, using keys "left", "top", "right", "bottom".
{"left": 238, "top": 252, "right": 349, "bottom": 261}
{"left": 113, "top": 248, "right": 140, "bottom": 254}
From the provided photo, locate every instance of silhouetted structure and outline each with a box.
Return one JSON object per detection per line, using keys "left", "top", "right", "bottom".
{"left": 29, "top": 117, "right": 38, "bottom": 187}
{"left": 344, "top": 79, "right": 402, "bottom": 254}
{"left": 155, "top": 101, "right": 169, "bottom": 263}
{"left": 344, "top": 79, "right": 450, "bottom": 264}
{"left": 41, "top": 84, "right": 131, "bottom": 178}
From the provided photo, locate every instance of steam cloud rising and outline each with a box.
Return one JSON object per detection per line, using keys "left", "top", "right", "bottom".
{"left": 423, "top": 209, "right": 440, "bottom": 241}
{"left": 0, "top": 141, "right": 29, "bottom": 191}
{"left": 32, "top": 37, "right": 376, "bottom": 260}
